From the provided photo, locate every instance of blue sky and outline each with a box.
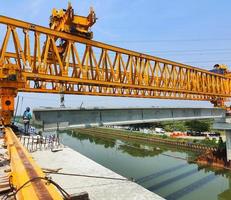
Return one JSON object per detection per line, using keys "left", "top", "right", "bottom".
{"left": 1, "top": 0, "right": 231, "bottom": 113}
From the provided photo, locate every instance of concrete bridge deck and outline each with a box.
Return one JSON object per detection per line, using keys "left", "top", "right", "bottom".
{"left": 33, "top": 107, "right": 225, "bottom": 131}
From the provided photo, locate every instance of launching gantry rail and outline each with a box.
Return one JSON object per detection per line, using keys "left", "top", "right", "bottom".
{"left": 0, "top": 4, "right": 231, "bottom": 125}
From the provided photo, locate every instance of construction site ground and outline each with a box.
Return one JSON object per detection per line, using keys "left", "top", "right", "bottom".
{"left": 32, "top": 145, "right": 164, "bottom": 200}
{"left": 0, "top": 136, "right": 164, "bottom": 200}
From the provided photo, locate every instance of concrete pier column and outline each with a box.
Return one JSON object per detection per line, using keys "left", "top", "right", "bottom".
{"left": 213, "top": 116, "right": 231, "bottom": 162}
{"left": 225, "top": 130, "right": 231, "bottom": 161}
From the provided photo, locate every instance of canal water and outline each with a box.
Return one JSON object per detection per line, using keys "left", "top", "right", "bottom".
{"left": 58, "top": 130, "right": 231, "bottom": 200}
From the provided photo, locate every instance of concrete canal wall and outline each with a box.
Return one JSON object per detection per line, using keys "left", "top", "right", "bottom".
{"left": 32, "top": 146, "right": 164, "bottom": 200}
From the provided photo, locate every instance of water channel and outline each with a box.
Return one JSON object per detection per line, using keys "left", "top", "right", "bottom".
{"left": 57, "top": 129, "right": 231, "bottom": 200}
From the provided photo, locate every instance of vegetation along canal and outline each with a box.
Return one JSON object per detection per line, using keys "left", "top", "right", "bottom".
{"left": 57, "top": 128, "right": 231, "bottom": 200}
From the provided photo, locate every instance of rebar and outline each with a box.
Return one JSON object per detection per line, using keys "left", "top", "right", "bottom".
{"left": 19, "top": 134, "right": 61, "bottom": 152}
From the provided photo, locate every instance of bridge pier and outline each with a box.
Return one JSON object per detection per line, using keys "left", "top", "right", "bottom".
{"left": 226, "top": 131, "right": 231, "bottom": 161}
{"left": 213, "top": 117, "right": 231, "bottom": 161}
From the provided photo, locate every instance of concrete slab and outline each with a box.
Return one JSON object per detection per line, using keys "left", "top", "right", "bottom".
{"left": 33, "top": 107, "right": 225, "bottom": 131}
{"left": 32, "top": 147, "right": 164, "bottom": 200}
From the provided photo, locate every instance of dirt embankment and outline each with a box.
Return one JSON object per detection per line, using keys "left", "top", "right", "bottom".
{"left": 196, "top": 149, "right": 231, "bottom": 170}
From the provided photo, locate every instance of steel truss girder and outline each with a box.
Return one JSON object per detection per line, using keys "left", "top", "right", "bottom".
{"left": 0, "top": 15, "right": 230, "bottom": 104}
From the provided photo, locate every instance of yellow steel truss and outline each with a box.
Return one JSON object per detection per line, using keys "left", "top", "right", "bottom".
{"left": 0, "top": 15, "right": 230, "bottom": 108}
{"left": 2, "top": 10, "right": 229, "bottom": 200}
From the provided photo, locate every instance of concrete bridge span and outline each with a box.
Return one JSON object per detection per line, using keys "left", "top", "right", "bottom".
{"left": 33, "top": 107, "right": 225, "bottom": 131}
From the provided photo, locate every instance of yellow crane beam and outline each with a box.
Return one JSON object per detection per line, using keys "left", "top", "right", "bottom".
{"left": 0, "top": 14, "right": 230, "bottom": 123}
{"left": 4, "top": 128, "right": 63, "bottom": 199}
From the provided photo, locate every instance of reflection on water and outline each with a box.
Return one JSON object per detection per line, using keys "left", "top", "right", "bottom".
{"left": 72, "top": 131, "right": 116, "bottom": 149}
{"left": 59, "top": 130, "right": 231, "bottom": 200}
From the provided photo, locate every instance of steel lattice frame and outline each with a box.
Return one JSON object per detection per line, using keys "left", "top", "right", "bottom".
{"left": 0, "top": 15, "right": 231, "bottom": 103}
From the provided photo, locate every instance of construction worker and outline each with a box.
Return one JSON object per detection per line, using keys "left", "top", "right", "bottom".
{"left": 23, "top": 107, "right": 32, "bottom": 135}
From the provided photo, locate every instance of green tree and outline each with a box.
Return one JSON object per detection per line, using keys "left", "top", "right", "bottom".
{"left": 185, "top": 120, "right": 211, "bottom": 132}
{"left": 161, "top": 121, "right": 187, "bottom": 132}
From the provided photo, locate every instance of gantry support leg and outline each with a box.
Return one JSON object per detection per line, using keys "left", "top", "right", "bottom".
{"left": 0, "top": 88, "right": 16, "bottom": 126}
{"left": 0, "top": 80, "right": 24, "bottom": 126}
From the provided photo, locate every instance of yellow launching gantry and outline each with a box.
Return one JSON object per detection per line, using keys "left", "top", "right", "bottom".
{"left": 0, "top": 3, "right": 231, "bottom": 126}
{"left": 0, "top": 3, "right": 231, "bottom": 199}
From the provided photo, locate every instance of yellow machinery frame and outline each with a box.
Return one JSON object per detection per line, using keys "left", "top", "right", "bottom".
{"left": 0, "top": 16, "right": 230, "bottom": 105}
{"left": 0, "top": 15, "right": 230, "bottom": 123}
{"left": 50, "top": 3, "right": 96, "bottom": 39}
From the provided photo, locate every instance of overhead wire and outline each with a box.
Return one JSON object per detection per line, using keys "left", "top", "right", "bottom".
{"left": 183, "top": 59, "right": 231, "bottom": 64}
{"left": 147, "top": 48, "right": 231, "bottom": 53}
{"left": 105, "top": 38, "right": 231, "bottom": 43}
